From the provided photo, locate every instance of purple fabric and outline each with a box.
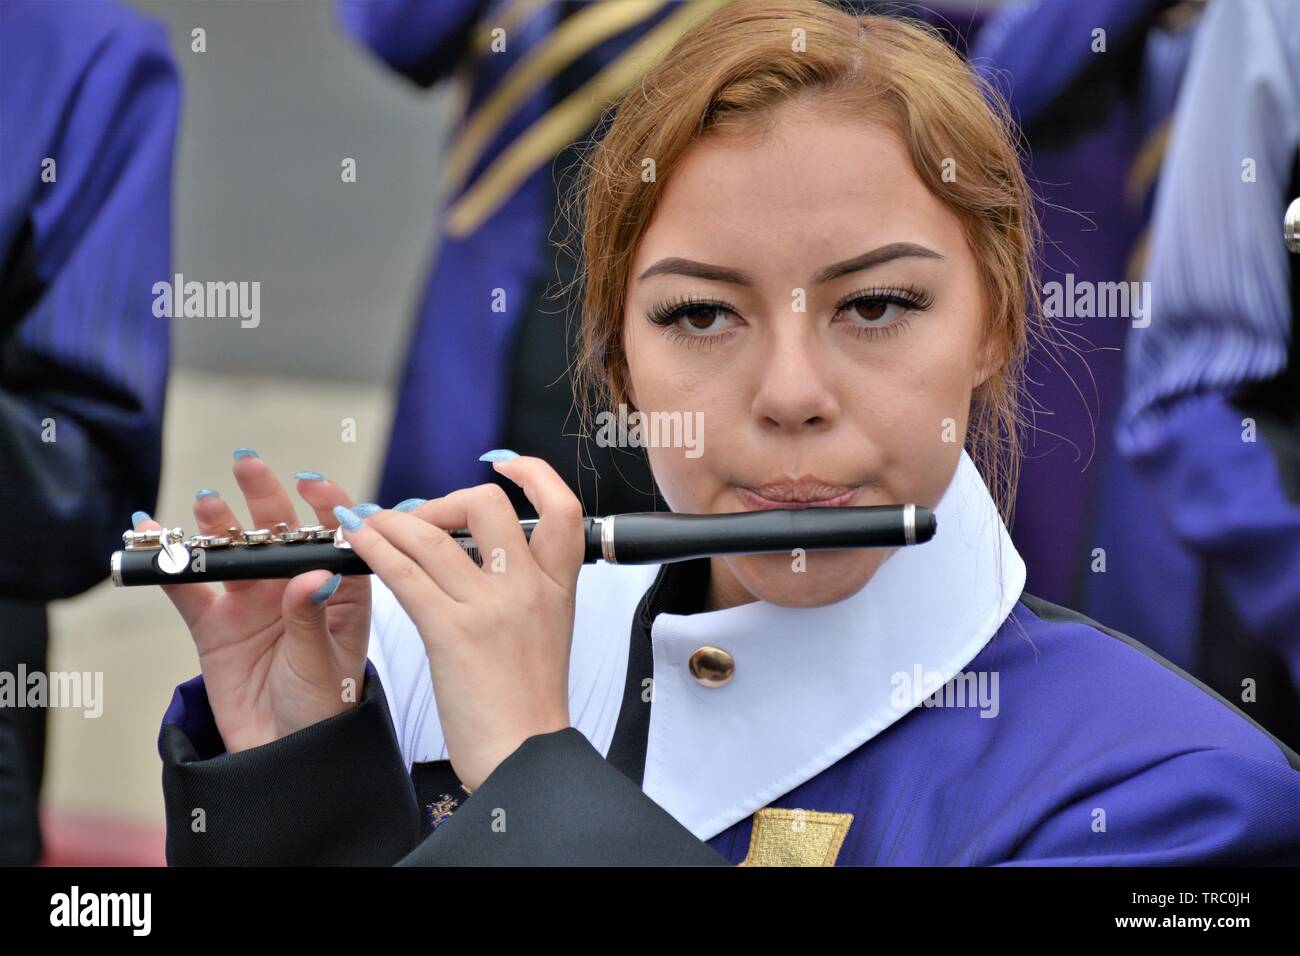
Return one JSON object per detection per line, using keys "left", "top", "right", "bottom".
{"left": 1082, "top": 437, "right": 1203, "bottom": 671}
{"left": 969, "top": 0, "right": 1195, "bottom": 611}
{"left": 972, "top": 0, "right": 1168, "bottom": 131}
{"left": 0, "top": 0, "right": 176, "bottom": 598}
{"left": 1004, "top": 111, "right": 1143, "bottom": 605}
{"left": 706, "top": 600, "right": 1300, "bottom": 865}
{"left": 1120, "top": 390, "right": 1300, "bottom": 685}
{"left": 160, "top": 673, "right": 226, "bottom": 762}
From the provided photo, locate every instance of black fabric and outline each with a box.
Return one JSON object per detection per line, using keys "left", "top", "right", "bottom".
{"left": 398, "top": 727, "right": 726, "bottom": 866}
{"left": 1197, "top": 569, "right": 1300, "bottom": 754}
{"left": 1019, "top": 591, "right": 1300, "bottom": 770}
{"left": 604, "top": 558, "right": 711, "bottom": 787}
{"left": 0, "top": 596, "right": 48, "bottom": 865}
{"left": 410, "top": 759, "right": 468, "bottom": 839}
{"left": 161, "top": 665, "right": 726, "bottom": 865}
{"left": 495, "top": 135, "right": 664, "bottom": 520}
{"left": 160, "top": 671, "right": 422, "bottom": 865}
{"left": 0, "top": 220, "right": 44, "bottom": 335}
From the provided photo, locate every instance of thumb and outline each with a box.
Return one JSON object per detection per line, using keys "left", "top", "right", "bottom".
{"left": 281, "top": 570, "right": 342, "bottom": 638}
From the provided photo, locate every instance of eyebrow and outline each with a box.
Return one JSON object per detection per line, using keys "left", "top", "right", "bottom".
{"left": 636, "top": 242, "right": 945, "bottom": 286}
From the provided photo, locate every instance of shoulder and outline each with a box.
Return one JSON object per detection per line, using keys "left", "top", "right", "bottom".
{"left": 1002, "top": 592, "right": 1300, "bottom": 770}
{"left": 2, "top": 1, "right": 174, "bottom": 78}
{"left": 952, "top": 594, "right": 1300, "bottom": 863}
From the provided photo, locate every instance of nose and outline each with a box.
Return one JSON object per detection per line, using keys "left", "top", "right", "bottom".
{"left": 750, "top": 325, "right": 840, "bottom": 431}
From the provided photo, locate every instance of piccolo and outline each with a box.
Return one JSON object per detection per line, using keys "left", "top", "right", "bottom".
{"left": 109, "top": 505, "right": 936, "bottom": 587}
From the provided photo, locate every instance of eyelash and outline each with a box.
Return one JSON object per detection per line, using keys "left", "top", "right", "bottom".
{"left": 646, "top": 284, "right": 934, "bottom": 349}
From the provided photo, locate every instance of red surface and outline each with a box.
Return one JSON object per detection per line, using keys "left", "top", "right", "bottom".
{"left": 37, "top": 808, "right": 166, "bottom": 867}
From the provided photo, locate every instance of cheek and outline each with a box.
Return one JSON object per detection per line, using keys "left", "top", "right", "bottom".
{"left": 843, "top": 309, "right": 981, "bottom": 502}
{"left": 627, "top": 330, "right": 733, "bottom": 412}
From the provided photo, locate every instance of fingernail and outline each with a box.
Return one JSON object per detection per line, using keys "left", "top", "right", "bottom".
{"left": 309, "top": 572, "right": 343, "bottom": 605}
{"left": 478, "top": 448, "right": 519, "bottom": 462}
{"left": 354, "top": 502, "right": 382, "bottom": 517}
{"left": 195, "top": 489, "right": 220, "bottom": 500}
{"left": 234, "top": 447, "right": 259, "bottom": 460}
{"left": 294, "top": 470, "right": 324, "bottom": 481}
{"left": 394, "top": 498, "right": 427, "bottom": 512}
{"left": 132, "top": 510, "right": 151, "bottom": 525}
{"left": 333, "top": 504, "right": 364, "bottom": 531}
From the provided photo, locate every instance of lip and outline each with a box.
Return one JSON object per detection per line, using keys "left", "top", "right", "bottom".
{"left": 735, "top": 482, "right": 862, "bottom": 511}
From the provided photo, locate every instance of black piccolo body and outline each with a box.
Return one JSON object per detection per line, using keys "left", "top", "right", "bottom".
{"left": 110, "top": 505, "right": 936, "bottom": 587}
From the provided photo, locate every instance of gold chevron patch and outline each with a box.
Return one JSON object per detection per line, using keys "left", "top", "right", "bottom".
{"left": 738, "top": 808, "right": 854, "bottom": 867}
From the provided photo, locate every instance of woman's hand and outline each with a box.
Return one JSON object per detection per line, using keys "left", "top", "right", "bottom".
{"left": 334, "top": 454, "right": 583, "bottom": 792}
{"left": 137, "top": 454, "right": 372, "bottom": 753}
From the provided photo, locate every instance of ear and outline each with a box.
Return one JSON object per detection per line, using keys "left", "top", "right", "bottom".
{"left": 973, "top": 334, "right": 1007, "bottom": 391}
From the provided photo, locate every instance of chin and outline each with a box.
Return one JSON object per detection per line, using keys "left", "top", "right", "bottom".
{"left": 724, "top": 548, "right": 894, "bottom": 608}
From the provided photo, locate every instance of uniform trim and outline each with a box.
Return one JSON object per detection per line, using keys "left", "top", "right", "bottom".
{"left": 443, "top": 0, "right": 730, "bottom": 237}
{"left": 440, "top": 0, "right": 668, "bottom": 204}
{"left": 1019, "top": 592, "right": 1300, "bottom": 771}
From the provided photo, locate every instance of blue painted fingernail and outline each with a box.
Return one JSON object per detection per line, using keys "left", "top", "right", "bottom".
{"left": 354, "top": 502, "right": 382, "bottom": 517}
{"left": 234, "top": 447, "right": 259, "bottom": 460}
{"left": 309, "top": 572, "right": 343, "bottom": 605}
{"left": 394, "top": 498, "right": 427, "bottom": 512}
{"left": 132, "top": 510, "right": 151, "bottom": 525}
{"left": 333, "top": 505, "right": 364, "bottom": 531}
{"left": 195, "top": 488, "right": 220, "bottom": 500}
{"left": 294, "top": 471, "right": 324, "bottom": 481}
{"left": 478, "top": 449, "right": 519, "bottom": 462}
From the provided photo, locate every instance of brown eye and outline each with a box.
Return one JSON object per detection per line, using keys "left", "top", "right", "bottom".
{"left": 681, "top": 308, "right": 727, "bottom": 331}
{"left": 852, "top": 299, "right": 889, "bottom": 322}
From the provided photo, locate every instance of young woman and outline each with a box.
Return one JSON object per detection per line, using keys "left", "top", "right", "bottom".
{"left": 145, "top": 0, "right": 1300, "bottom": 865}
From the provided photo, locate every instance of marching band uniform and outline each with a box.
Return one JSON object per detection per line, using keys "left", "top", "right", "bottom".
{"left": 157, "top": 452, "right": 1300, "bottom": 865}
{"left": 1, "top": 0, "right": 177, "bottom": 864}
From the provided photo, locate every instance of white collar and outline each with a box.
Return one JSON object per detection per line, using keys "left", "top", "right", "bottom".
{"left": 640, "top": 449, "right": 1026, "bottom": 840}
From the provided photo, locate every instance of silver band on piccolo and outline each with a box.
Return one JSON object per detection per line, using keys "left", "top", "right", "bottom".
{"left": 904, "top": 503, "right": 916, "bottom": 547}
{"left": 601, "top": 515, "right": 617, "bottom": 564}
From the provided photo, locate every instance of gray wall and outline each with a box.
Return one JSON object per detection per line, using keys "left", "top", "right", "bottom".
{"left": 131, "top": 0, "right": 453, "bottom": 384}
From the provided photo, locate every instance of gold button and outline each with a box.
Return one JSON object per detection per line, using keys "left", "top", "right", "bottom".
{"left": 688, "top": 646, "right": 735, "bottom": 687}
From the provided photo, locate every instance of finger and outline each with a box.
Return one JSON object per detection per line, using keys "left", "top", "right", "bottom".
{"left": 191, "top": 490, "right": 259, "bottom": 594}
{"left": 488, "top": 456, "right": 585, "bottom": 589}
{"left": 362, "top": 508, "right": 485, "bottom": 602}
{"left": 291, "top": 472, "right": 356, "bottom": 528}
{"left": 132, "top": 512, "right": 216, "bottom": 629}
{"left": 231, "top": 450, "right": 301, "bottom": 533}
{"left": 193, "top": 489, "right": 245, "bottom": 537}
{"left": 276, "top": 572, "right": 368, "bottom": 700}
{"left": 334, "top": 507, "right": 458, "bottom": 616}
{"left": 413, "top": 484, "right": 530, "bottom": 580}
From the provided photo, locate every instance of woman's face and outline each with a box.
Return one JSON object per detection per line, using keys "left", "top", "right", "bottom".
{"left": 622, "top": 102, "right": 996, "bottom": 610}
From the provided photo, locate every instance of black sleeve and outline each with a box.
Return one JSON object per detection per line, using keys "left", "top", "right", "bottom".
{"left": 398, "top": 728, "right": 729, "bottom": 866}
{"left": 159, "top": 666, "right": 423, "bottom": 865}
{"left": 159, "top": 667, "right": 729, "bottom": 866}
